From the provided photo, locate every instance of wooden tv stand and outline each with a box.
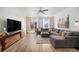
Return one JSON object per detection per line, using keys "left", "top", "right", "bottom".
{"left": 0, "top": 30, "right": 22, "bottom": 51}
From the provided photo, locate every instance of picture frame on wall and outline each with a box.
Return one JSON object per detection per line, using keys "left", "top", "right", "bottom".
{"left": 58, "top": 14, "right": 69, "bottom": 28}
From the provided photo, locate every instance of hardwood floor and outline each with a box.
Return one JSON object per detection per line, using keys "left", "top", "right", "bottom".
{"left": 4, "top": 30, "right": 79, "bottom": 52}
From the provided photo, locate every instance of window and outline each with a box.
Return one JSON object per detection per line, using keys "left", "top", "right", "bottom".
{"left": 43, "top": 17, "right": 49, "bottom": 28}
{"left": 31, "top": 17, "right": 38, "bottom": 29}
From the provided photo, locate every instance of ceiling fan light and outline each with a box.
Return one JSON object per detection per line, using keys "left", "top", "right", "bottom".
{"left": 37, "top": 7, "right": 48, "bottom": 14}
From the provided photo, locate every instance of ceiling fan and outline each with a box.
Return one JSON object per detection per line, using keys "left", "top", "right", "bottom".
{"left": 37, "top": 7, "right": 48, "bottom": 14}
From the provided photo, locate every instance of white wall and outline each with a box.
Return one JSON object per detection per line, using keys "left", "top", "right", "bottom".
{"left": 55, "top": 7, "right": 79, "bottom": 31}
{"left": 26, "top": 17, "right": 31, "bottom": 33}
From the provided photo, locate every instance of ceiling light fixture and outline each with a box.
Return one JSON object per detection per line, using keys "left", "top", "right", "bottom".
{"left": 75, "top": 20, "right": 79, "bottom": 25}
{"left": 37, "top": 7, "right": 48, "bottom": 14}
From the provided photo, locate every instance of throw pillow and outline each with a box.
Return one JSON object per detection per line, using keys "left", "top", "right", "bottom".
{"left": 64, "top": 31, "right": 70, "bottom": 37}
{"left": 62, "top": 31, "right": 66, "bottom": 37}
{"left": 59, "top": 31, "right": 62, "bottom": 36}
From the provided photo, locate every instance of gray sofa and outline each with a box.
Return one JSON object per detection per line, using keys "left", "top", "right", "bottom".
{"left": 50, "top": 30, "right": 79, "bottom": 48}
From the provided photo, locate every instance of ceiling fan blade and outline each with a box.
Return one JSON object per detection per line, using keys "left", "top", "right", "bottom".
{"left": 41, "top": 11, "right": 45, "bottom": 14}
{"left": 37, "top": 7, "right": 48, "bottom": 14}
{"left": 42, "top": 9, "right": 48, "bottom": 11}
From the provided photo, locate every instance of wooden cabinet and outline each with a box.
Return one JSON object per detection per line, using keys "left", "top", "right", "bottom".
{"left": 0, "top": 30, "right": 22, "bottom": 51}
{"left": 5, "top": 33, "right": 21, "bottom": 48}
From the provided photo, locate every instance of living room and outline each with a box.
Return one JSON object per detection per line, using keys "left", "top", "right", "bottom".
{"left": 0, "top": 7, "right": 79, "bottom": 52}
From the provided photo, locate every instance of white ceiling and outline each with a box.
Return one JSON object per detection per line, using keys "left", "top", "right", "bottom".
{"left": 0, "top": 7, "right": 67, "bottom": 17}
{"left": 27, "top": 7, "right": 67, "bottom": 17}
{"left": 8, "top": 7, "right": 67, "bottom": 17}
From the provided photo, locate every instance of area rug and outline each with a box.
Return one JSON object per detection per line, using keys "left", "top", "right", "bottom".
{"left": 36, "top": 38, "right": 50, "bottom": 44}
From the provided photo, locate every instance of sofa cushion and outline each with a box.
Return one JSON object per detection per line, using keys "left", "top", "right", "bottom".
{"left": 69, "top": 32, "right": 79, "bottom": 36}
{"left": 58, "top": 31, "right": 62, "bottom": 36}
{"left": 41, "top": 32, "right": 49, "bottom": 34}
{"left": 50, "top": 35, "right": 65, "bottom": 40}
{"left": 62, "top": 31, "right": 66, "bottom": 37}
{"left": 50, "top": 31, "right": 58, "bottom": 35}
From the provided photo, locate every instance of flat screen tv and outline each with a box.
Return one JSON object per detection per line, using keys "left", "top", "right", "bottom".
{"left": 7, "top": 19, "right": 21, "bottom": 32}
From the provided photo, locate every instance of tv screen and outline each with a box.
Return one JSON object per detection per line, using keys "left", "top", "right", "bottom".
{"left": 7, "top": 19, "right": 21, "bottom": 32}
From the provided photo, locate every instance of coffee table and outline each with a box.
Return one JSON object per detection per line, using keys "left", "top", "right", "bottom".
{"left": 41, "top": 32, "right": 50, "bottom": 38}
